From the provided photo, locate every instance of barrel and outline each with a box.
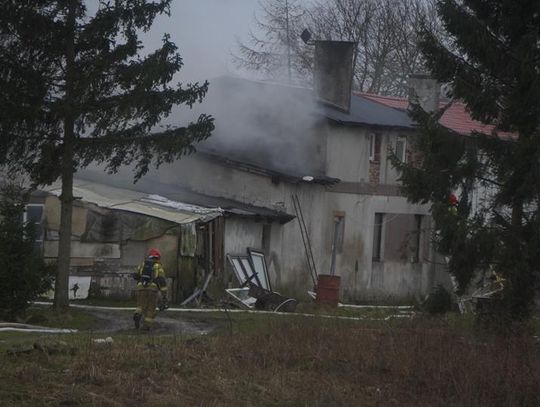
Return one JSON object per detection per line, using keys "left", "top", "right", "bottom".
{"left": 316, "top": 274, "right": 341, "bottom": 307}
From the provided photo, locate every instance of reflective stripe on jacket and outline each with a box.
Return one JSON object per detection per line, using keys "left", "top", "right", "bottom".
{"left": 136, "top": 261, "right": 167, "bottom": 292}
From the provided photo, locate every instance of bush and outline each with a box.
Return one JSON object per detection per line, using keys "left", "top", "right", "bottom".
{"left": 423, "top": 284, "right": 453, "bottom": 315}
{"left": 0, "top": 184, "right": 55, "bottom": 321}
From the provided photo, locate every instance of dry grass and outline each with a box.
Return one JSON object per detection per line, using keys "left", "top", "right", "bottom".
{"left": 1, "top": 316, "right": 539, "bottom": 406}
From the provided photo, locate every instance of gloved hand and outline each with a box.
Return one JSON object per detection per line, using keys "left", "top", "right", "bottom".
{"left": 132, "top": 272, "right": 140, "bottom": 281}
{"left": 159, "top": 294, "right": 169, "bottom": 311}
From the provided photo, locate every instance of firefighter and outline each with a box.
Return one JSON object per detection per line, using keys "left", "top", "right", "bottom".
{"left": 132, "top": 248, "right": 168, "bottom": 330}
{"left": 448, "top": 193, "right": 459, "bottom": 215}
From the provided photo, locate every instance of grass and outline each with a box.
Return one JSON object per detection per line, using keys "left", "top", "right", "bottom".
{"left": 69, "top": 297, "right": 137, "bottom": 308}
{"left": 19, "top": 305, "right": 100, "bottom": 331}
{"left": 1, "top": 306, "right": 539, "bottom": 406}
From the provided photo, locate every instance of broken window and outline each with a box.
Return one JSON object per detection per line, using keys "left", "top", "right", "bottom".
{"left": 376, "top": 213, "right": 425, "bottom": 263}
{"left": 248, "top": 248, "right": 271, "bottom": 291}
{"left": 228, "top": 255, "right": 251, "bottom": 286}
{"left": 227, "top": 250, "right": 271, "bottom": 291}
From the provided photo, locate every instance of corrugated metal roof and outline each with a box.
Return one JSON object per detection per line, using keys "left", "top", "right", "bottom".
{"left": 71, "top": 168, "right": 296, "bottom": 224}
{"left": 42, "top": 180, "right": 222, "bottom": 224}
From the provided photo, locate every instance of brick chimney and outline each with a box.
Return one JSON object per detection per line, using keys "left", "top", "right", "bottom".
{"left": 408, "top": 74, "right": 440, "bottom": 112}
{"left": 314, "top": 41, "right": 356, "bottom": 112}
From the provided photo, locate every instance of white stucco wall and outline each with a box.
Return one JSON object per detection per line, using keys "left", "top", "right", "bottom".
{"left": 320, "top": 125, "right": 451, "bottom": 301}
{"left": 144, "top": 155, "right": 292, "bottom": 213}
{"left": 224, "top": 218, "right": 263, "bottom": 256}
{"left": 325, "top": 126, "right": 371, "bottom": 182}
{"left": 74, "top": 122, "right": 450, "bottom": 302}
{"left": 178, "top": 124, "right": 452, "bottom": 302}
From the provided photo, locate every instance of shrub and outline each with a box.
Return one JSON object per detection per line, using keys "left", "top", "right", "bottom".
{"left": 0, "top": 184, "right": 55, "bottom": 321}
{"left": 423, "top": 284, "right": 453, "bottom": 315}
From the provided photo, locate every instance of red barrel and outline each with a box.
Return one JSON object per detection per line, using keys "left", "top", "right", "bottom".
{"left": 316, "top": 274, "right": 341, "bottom": 307}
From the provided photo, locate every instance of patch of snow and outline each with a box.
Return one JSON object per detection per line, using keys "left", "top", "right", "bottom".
{"left": 141, "top": 194, "right": 223, "bottom": 215}
{"left": 92, "top": 336, "right": 114, "bottom": 344}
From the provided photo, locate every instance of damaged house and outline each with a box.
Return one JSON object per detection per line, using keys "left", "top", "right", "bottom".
{"left": 23, "top": 42, "right": 496, "bottom": 304}
{"left": 35, "top": 174, "right": 294, "bottom": 302}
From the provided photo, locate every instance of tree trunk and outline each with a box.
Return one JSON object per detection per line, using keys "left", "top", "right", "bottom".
{"left": 53, "top": 149, "right": 74, "bottom": 311}
{"left": 53, "top": 2, "right": 77, "bottom": 312}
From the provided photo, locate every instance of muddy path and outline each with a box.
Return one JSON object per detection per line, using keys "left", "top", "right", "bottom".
{"left": 77, "top": 307, "right": 219, "bottom": 336}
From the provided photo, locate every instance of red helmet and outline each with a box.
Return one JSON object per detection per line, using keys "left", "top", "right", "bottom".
{"left": 148, "top": 248, "right": 161, "bottom": 259}
{"left": 448, "top": 193, "right": 459, "bottom": 206}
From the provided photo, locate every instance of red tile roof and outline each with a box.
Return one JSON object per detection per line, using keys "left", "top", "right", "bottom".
{"left": 359, "top": 93, "right": 513, "bottom": 138}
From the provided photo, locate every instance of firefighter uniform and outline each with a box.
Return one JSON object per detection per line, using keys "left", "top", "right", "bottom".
{"left": 133, "top": 248, "right": 167, "bottom": 330}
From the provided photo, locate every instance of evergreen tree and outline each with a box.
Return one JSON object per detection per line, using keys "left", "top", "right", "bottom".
{"left": 395, "top": 0, "right": 540, "bottom": 319}
{"left": 0, "top": 184, "right": 55, "bottom": 321}
{"left": 0, "top": 1, "right": 214, "bottom": 311}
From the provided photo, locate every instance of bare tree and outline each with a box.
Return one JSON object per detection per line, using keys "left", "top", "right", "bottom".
{"left": 308, "top": 0, "right": 376, "bottom": 91}
{"left": 232, "top": 0, "right": 311, "bottom": 83}
{"left": 309, "top": 0, "right": 439, "bottom": 95}
{"left": 234, "top": 0, "right": 439, "bottom": 96}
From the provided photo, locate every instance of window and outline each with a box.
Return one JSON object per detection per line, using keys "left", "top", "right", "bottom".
{"left": 369, "top": 133, "right": 381, "bottom": 162}
{"left": 395, "top": 136, "right": 407, "bottom": 162}
{"left": 333, "top": 211, "right": 345, "bottom": 253}
{"left": 412, "top": 215, "right": 423, "bottom": 263}
{"left": 329, "top": 211, "right": 345, "bottom": 275}
{"left": 372, "top": 213, "right": 384, "bottom": 261}
{"left": 24, "top": 204, "right": 44, "bottom": 252}
{"left": 377, "top": 213, "right": 425, "bottom": 263}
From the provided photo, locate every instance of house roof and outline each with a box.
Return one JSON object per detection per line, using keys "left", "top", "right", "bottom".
{"left": 359, "top": 93, "right": 512, "bottom": 137}
{"left": 323, "top": 93, "right": 414, "bottom": 129}
{"left": 174, "top": 76, "right": 416, "bottom": 179}
{"left": 197, "top": 149, "right": 340, "bottom": 186}
{"left": 64, "top": 169, "right": 295, "bottom": 224}
{"left": 42, "top": 180, "right": 223, "bottom": 224}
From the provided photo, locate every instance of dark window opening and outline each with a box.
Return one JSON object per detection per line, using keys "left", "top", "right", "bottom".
{"left": 369, "top": 133, "right": 381, "bottom": 162}
{"left": 412, "top": 215, "right": 423, "bottom": 263}
{"left": 24, "top": 204, "right": 44, "bottom": 253}
{"left": 396, "top": 136, "right": 407, "bottom": 162}
{"left": 262, "top": 224, "right": 272, "bottom": 255}
{"left": 372, "top": 213, "right": 384, "bottom": 261}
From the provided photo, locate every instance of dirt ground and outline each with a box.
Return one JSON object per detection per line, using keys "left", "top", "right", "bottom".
{"left": 81, "top": 307, "right": 217, "bottom": 336}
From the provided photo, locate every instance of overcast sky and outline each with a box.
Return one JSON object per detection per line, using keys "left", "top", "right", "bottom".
{"left": 85, "top": 1, "right": 317, "bottom": 83}
{"left": 138, "top": 0, "right": 262, "bottom": 82}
